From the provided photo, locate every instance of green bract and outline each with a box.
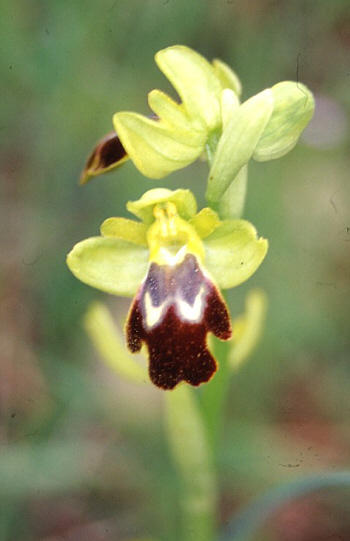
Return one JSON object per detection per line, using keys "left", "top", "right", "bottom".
{"left": 253, "top": 81, "right": 315, "bottom": 161}
{"left": 205, "top": 81, "right": 315, "bottom": 204}
{"left": 67, "top": 189, "right": 268, "bottom": 297}
{"left": 205, "top": 89, "right": 274, "bottom": 204}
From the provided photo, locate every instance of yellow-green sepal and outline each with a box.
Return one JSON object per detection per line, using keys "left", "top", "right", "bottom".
{"left": 206, "top": 89, "right": 273, "bottom": 204}
{"left": 155, "top": 45, "right": 223, "bottom": 132}
{"left": 100, "top": 217, "right": 148, "bottom": 246}
{"left": 127, "top": 188, "right": 197, "bottom": 224}
{"left": 113, "top": 111, "right": 205, "bottom": 179}
{"left": 253, "top": 81, "right": 315, "bottom": 161}
{"left": 66, "top": 237, "right": 149, "bottom": 297}
{"left": 203, "top": 219, "right": 268, "bottom": 289}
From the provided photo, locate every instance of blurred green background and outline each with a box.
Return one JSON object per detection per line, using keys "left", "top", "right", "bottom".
{"left": 1, "top": 1, "right": 350, "bottom": 540}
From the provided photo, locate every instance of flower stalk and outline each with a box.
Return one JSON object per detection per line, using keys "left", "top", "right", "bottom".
{"left": 165, "top": 386, "right": 217, "bottom": 541}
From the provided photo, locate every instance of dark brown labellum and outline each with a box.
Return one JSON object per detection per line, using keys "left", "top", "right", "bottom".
{"left": 126, "top": 253, "right": 232, "bottom": 390}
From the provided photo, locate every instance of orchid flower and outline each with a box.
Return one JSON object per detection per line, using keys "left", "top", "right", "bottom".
{"left": 67, "top": 188, "right": 267, "bottom": 389}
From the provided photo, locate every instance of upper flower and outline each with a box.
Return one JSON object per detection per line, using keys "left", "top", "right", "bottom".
{"left": 80, "top": 45, "right": 314, "bottom": 207}
{"left": 67, "top": 188, "right": 268, "bottom": 389}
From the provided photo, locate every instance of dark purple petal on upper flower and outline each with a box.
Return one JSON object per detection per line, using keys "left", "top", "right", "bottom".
{"left": 80, "top": 115, "right": 161, "bottom": 184}
{"left": 126, "top": 253, "right": 231, "bottom": 390}
{"left": 80, "top": 131, "right": 129, "bottom": 185}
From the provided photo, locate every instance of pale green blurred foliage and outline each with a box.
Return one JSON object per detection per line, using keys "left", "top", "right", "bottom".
{"left": 228, "top": 289, "right": 268, "bottom": 370}
{"left": 84, "top": 302, "right": 147, "bottom": 383}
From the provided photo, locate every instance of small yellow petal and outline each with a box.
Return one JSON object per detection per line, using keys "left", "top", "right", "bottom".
{"left": 148, "top": 89, "right": 191, "bottom": 130}
{"left": 100, "top": 217, "right": 148, "bottom": 246}
{"left": 155, "top": 45, "right": 222, "bottom": 132}
{"left": 212, "top": 58, "right": 242, "bottom": 96}
{"left": 190, "top": 208, "right": 221, "bottom": 238}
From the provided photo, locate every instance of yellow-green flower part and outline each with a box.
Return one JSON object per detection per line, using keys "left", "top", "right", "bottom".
{"left": 67, "top": 188, "right": 268, "bottom": 390}
{"left": 80, "top": 45, "right": 243, "bottom": 183}
{"left": 80, "top": 45, "right": 314, "bottom": 206}
{"left": 67, "top": 188, "right": 267, "bottom": 297}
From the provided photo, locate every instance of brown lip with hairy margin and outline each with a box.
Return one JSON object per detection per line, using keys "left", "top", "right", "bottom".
{"left": 126, "top": 253, "right": 232, "bottom": 390}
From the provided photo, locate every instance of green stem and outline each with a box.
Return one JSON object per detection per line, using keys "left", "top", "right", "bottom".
{"left": 165, "top": 386, "right": 217, "bottom": 541}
